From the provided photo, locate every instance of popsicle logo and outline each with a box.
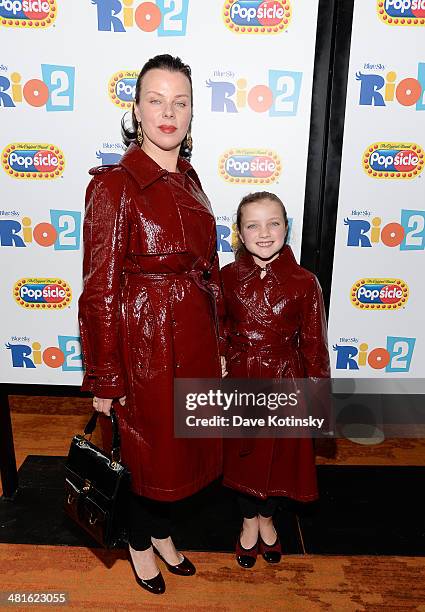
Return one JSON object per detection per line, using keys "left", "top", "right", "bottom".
{"left": 356, "top": 64, "right": 425, "bottom": 110}
{"left": 344, "top": 209, "right": 425, "bottom": 251}
{"left": 13, "top": 278, "right": 72, "bottom": 309}
{"left": 108, "top": 70, "right": 138, "bottom": 108}
{"left": 92, "top": 0, "right": 189, "bottom": 36}
{"left": 333, "top": 336, "right": 415, "bottom": 372}
{"left": 0, "top": 0, "right": 57, "bottom": 28}
{"left": 0, "top": 210, "right": 81, "bottom": 250}
{"left": 6, "top": 335, "right": 83, "bottom": 371}
{"left": 377, "top": 0, "right": 425, "bottom": 25}
{"left": 223, "top": 0, "right": 291, "bottom": 34}
{"left": 350, "top": 278, "right": 409, "bottom": 310}
{"left": 2, "top": 143, "right": 65, "bottom": 179}
{"left": 362, "top": 142, "right": 424, "bottom": 178}
{"left": 219, "top": 149, "right": 281, "bottom": 184}
{"left": 207, "top": 69, "right": 302, "bottom": 116}
{"left": 0, "top": 64, "right": 75, "bottom": 111}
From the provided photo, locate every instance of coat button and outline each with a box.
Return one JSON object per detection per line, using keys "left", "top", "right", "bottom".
{"left": 175, "top": 364, "right": 180, "bottom": 369}
{"left": 203, "top": 270, "right": 211, "bottom": 280}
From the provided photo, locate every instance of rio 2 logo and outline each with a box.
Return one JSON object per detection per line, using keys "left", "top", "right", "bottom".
{"left": 207, "top": 70, "right": 302, "bottom": 116}
{"left": 333, "top": 336, "right": 415, "bottom": 372}
{"left": 92, "top": 0, "right": 189, "bottom": 36}
{"left": 344, "top": 210, "right": 425, "bottom": 250}
{"left": 356, "top": 64, "right": 425, "bottom": 110}
{"left": 0, "top": 64, "right": 75, "bottom": 111}
{"left": 6, "top": 336, "right": 83, "bottom": 371}
{"left": 0, "top": 210, "right": 81, "bottom": 250}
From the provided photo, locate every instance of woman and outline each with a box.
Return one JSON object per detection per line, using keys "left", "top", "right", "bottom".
{"left": 221, "top": 192, "right": 330, "bottom": 568}
{"left": 78, "top": 54, "right": 226, "bottom": 595}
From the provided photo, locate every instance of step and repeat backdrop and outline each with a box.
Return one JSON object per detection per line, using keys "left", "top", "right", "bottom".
{"left": 0, "top": 0, "right": 319, "bottom": 385}
{"left": 328, "top": 0, "right": 425, "bottom": 385}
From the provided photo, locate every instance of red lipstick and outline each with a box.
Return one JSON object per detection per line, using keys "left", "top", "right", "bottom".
{"left": 159, "top": 125, "right": 177, "bottom": 133}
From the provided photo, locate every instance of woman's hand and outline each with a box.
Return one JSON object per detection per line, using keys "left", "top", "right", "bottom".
{"left": 92, "top": 395, "right": 126, "bottom": 416}
{"left": 221, "top": 356, "right": 228, "bottom": 378}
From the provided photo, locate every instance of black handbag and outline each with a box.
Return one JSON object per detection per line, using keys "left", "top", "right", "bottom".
{"left": 64, "top": 407, "right": 130, "bottom": 548}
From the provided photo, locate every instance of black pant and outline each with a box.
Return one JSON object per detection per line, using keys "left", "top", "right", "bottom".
{"left": 128, "top": 493, "right": 172, "bottom": 551}
{"left": 237, "top": 492, "right": 279, "bottom": 519}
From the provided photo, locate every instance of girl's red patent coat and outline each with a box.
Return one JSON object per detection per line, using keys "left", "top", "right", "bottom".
{"left": 78, "top": 143, "right": 224, "bottom": 501}
{"left": 221, "top": 245, "right": 330, "bottom": 501}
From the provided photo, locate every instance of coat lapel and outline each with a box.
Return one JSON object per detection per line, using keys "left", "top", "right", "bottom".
{"left": 234, "top": 254, "right": 281, "bottom": 335}
{"left": 233, "top": 246, "right": 300, "bottom": 336}
{"left": 264, "top": 246, "right": 299, "bottom": 307}
{"left": 120, "top": 144, "right": 214, "bottom": 218}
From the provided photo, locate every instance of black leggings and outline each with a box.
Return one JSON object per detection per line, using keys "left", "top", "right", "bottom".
{"left": 128, "top": 493, "right": 172, "bottom": 551}
{"left": 237, "top": 492, "right": 279, "bottom": 519}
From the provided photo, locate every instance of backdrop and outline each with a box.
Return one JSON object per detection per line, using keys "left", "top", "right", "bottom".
{"left": 0, "top": 0, "right": 319, "bottom": 384}
{"left": 327, "top": 0, "right": 425, "bottom": 383}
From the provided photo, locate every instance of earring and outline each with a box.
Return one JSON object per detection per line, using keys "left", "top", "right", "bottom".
{"left": 137, "top": 122, "right": 144, "bottom": 147}
{"left": 186, "top": 131, "right": 193, "bottom": 151}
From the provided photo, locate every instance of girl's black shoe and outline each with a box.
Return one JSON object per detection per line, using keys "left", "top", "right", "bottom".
{"left": 235, "top": 533, "right": 259, "bottom": 568}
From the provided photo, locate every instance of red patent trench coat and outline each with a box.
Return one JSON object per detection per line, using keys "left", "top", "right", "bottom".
{"left": 78, "top": 143, "right": 225, "bottom": 501}
{"left": 221, "top": 246, "right": 330, "bottom": 501}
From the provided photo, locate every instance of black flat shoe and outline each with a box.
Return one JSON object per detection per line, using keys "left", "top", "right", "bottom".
{"left": 259, "top": 533, "right": 282, "bottom": 564}
{"left": 153, "top": 546, "right": 196, "bottom": 576}
{"left": 236, "top": 534, "right": 258, "bottom": 569}
{"left": 128, "top": 549, "right": 166, "bottom": 594}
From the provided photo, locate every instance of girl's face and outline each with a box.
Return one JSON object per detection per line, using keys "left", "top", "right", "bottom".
{"left": 134, "top": 68, "right": 192, "bottom": 155}
{"left": 238, "top": 199, "right": 287, "bottom": 266}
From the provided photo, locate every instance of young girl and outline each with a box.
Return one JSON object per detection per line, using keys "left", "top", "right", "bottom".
{"left": 221, "top": 191, "right": 330, "bottom": 568}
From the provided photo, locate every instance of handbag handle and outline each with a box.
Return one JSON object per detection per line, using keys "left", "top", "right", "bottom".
{"left": 84, "top": 407, "right": 122, "bottom": 463}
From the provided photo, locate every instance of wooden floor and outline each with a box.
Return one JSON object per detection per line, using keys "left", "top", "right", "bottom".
{"left": 1, "top": 396, "right": 425, "bottom": 610}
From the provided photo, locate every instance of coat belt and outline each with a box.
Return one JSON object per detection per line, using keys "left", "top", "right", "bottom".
{"left": 229, "top": 338, "right": 295, "bottom": 357}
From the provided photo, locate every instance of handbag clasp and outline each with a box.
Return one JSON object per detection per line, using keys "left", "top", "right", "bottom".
{"left": 89, "top": 514, "right": 98, "bottom": 525}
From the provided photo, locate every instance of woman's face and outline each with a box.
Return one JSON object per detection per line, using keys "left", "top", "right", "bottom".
{"left": 239, "top": 199, "right": 287, "bottom": 266}
{"left": 134, "top": 68, "right": 192, "bottom": 155}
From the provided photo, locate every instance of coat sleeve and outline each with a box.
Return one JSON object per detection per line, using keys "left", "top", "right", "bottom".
{"left": 209, "top": 252, "right": 229, "bottom": 356}
{"left": 299, "top": 275, "right": 330, "bottom": 379}
{"left": 78, "top": 171, "right": 129, "bottom": 398}
{"left": 299, "top": 275, "right": 333, "bottom": 436}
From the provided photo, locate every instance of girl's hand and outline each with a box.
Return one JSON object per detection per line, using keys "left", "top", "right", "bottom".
{"left": 92, "top": 396, "right": 125, "bottom": 416}
{"left": 221, "top": 356, "right": 228, "bottom": 378}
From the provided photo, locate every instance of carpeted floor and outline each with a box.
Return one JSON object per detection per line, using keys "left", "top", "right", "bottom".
{"left": 1, "top": 545, "right": 425, "bottom": 611}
